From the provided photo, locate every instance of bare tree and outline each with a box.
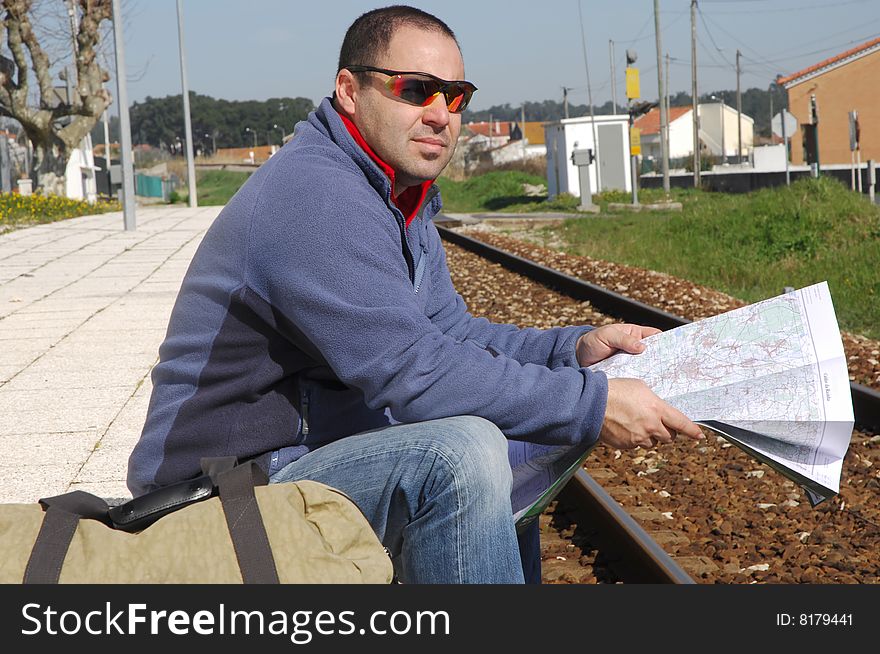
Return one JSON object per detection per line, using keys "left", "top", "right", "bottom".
{"left": 0, "top": 0, "right": 113, "bottom": 189}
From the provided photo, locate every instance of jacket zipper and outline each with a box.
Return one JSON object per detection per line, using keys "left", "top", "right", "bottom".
{"left": 413, "top": 254, "right": 427, "bottom": 294}
{"left": 300, "top": 388, "right": 310, "bottom": 437}
{"left": 396, "top": 186, "right": 439, "bottom": 285}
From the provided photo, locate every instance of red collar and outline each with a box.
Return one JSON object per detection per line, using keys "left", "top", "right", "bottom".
{"left": 337, "top": 110, "right": 433, "bottom": 228}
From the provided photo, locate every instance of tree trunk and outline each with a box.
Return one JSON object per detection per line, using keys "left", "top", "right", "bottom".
{"left": 1, "top": 0, "right": 114, "bottom": 194}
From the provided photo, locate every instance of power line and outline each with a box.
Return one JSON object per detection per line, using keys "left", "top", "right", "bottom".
{"left": 697, "top": 5, "right": 735, "bottom": 67}
{"left": 757, "top": 33, "right": 880, "bottom": 65}
{"left": 704, "top": 0, "right": 874, "bottom": 15}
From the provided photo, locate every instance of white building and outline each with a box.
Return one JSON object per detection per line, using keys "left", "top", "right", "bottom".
{"left": 634, "top": 103, "right": 755, "bottom": 163}
{"left": 64, "top": 135, "right": 98, "bottom": 203}
{"left": 544, "top": 114, "right": 633, "bottom": 198}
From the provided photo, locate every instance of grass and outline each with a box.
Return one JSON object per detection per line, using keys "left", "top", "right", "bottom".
{"left": 530, "top": 177, "right": 880, "bottom": 339}
{"left": 436, "top": 171, "right": 567, "bottom": 212}
{"left": 178, "top": 170, "right": 253, "bottom": 206}
{"left": 0, "top": 193, "right": 120, "bottom": 231}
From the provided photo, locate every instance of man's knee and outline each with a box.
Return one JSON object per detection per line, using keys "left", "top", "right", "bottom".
{"left": 428, "top": 416, "right": 511, "bottom": 497}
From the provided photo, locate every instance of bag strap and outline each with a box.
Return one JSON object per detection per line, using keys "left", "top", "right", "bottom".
{"left": 23, "top": 492, "right": 111, "bottom": 584}
{"left": 213, "top": 460, "right": 280, "bottom": 584}
{"left": 23, "top": 462, "right": 279, "bottom": 585}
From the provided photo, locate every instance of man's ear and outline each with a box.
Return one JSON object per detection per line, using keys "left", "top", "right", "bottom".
{"left": 335, "top": 69, "right": 358, "bottom": 115}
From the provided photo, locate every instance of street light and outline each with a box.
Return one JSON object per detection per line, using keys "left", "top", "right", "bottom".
{"left": 244, "top": 127, "right": 256, "bottom": 149}
{"left": 711, "top": 94, "right": 726, "bottom": 164}
{"left": 273, "top": 123, "right": 285, "bottom": 145}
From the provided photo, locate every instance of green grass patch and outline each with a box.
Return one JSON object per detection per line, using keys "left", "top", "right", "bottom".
{"left": 0, "top": 193, "right": 120, "bottom": 231}
{"left": 192, "top": 169, "right": 252, "bottom": 206}
{"left": 536, "top": 177, "right": 880, "bottom": 339}
{"left": 436, "top": 171, "right": 552, "bottom": 212}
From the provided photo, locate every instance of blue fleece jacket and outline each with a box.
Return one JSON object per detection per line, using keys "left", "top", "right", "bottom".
{"left": 127, "top": 97, "right": 609, "bottom": 497}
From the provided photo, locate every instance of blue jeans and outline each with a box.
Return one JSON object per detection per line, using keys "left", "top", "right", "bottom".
{"left": 269, "top": 415, "right": 532, "bottom": 584}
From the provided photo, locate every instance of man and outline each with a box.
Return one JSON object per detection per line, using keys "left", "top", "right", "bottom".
{"left": 128, "top": 5, "right": 703, "bottom": 584}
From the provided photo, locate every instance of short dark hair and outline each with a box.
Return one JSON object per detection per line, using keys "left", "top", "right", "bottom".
{"left": 337, "top": 5, "right": 460, "bottom": 72}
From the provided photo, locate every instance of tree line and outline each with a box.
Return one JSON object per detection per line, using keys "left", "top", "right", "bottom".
{"left": 91, "top": 84, "right": 787, "bottom": 155}
{"left": 92, "top": 93, "right": 315, "bottom": 152}
{"left": 463, "top": 84, "right": 788, "bottom": 138}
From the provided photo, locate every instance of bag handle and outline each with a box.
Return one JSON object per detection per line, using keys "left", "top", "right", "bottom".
{"left": 213, "top": 460, "right": 280, "bottom": 584}
{"left": 23, "top": 492, "right": 111, "bottom": 584}
{"left": 23, "top": 460, "right": 279, "bottom": 584}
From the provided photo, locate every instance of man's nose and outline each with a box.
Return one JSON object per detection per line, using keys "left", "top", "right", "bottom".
{"left": 422, "top": 92, "right": 451, "bottom": 128}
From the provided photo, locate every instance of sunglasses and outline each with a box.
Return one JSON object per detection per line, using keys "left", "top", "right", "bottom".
{"left": 344, "top": 65, "right": 477, "bottom": 113}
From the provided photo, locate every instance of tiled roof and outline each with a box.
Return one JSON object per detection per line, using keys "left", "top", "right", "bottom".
{"left": 778, "top": 36, "right": 880, "bottom": 87}
{"left": 465, "top": 121, "right": 511, "bottom": 137}
{"left": 633, "top": 106, "right": 691, "bottom": 135}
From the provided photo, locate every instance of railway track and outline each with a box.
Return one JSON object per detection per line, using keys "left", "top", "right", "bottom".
{"left": 437, "top": 221, "right": 880, "bottom": 584}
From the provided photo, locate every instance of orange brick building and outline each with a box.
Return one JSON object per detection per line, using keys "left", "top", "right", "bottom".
{"left": 779, "top": 37, "right": 880, "bottom": 165}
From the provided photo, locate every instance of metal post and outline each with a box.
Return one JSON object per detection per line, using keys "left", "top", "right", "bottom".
{"left": 578, "top": 0, "right": 601, "bottom": 192}
{"left": 111, "top": 0, "right": 136, "bottom": 230}
{"left": 811, "top": 93, "right": 820, "bottom": 177}
{"left": 521, "top": 104, "right": 526, "bottom": 161}
{"left": 736, "top": 49, "right": 742, "bottom": 164}
{"left": 781, "top": 105, "right": 790, "bottom": 186}
{"left": 691, "top": 0, "right": 700, "bottom": 187}
{"left": 868, "top": 159, "right": 876, "bottom": 204}
{"left": 177, "top": 0, "right": 197, "bottom": 207}
{"left": 857, "top": 148, "right": 863, "bottom": 193}
{"left": 653, "top": 0, "right": 670, "bottom": 194}
{"left": 665, "top": 53, "right": 670, "bottom": 166}
{"left": 563, "top": 88, "right": 570, "bottom": 119}
{"left": 631, "top": 150, "right": 639, "bottom": 206}
{"left": 609, "top": 40, "right": 618, "bottom": 113}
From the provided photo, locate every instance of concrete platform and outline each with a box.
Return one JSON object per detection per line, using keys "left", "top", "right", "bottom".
{"left": 0, "top": 206, "right": 222, "bottom": 504}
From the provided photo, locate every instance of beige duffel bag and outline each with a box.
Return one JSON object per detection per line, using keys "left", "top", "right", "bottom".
{"left": 0, "top": 460, "right": 393, "bottom": 584}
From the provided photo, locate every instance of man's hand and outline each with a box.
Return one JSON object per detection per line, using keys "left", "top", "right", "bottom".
{"left": 576, "top": 323, "right": 661, "bottom": 367}
{"left": 599, "top": 378, "right": 704, "bottom": 450}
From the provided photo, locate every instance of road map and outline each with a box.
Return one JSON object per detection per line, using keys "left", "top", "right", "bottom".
{"left": 513, "top": 282, "right": 853, "bottom": 529}
{"left": 590, "top": 281, "right": 854, "bottom": 506}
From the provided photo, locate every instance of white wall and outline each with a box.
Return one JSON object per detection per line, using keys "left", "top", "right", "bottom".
{"left": 668, "top": 109, "right": 695, "bottom": 159}
{"left": 699, "top": 103, "right": 754, "bottom": 158}
{"left": 64, "top": 140, "right": 97, "bottom": 203}
{"left": 753, "top": 144, "right": 788, "bottom": 171}
{"left": 491, "top": 142, "right": 546, "bottom": 165}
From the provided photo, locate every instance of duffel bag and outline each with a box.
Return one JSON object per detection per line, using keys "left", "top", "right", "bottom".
{"left": 0, "top": 459, "right": 393, "bottom": 584}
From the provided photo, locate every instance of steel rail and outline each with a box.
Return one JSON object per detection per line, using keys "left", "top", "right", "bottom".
{"left": 436, "top": 223, "right": 880, "bottom": 433}
{"left": 561, "top": 470, "right": 695, "bottom": 584}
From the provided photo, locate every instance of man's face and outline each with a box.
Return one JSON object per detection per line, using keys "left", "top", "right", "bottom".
{"left": 340, "top": 25, "right": 465, "bottom": 194}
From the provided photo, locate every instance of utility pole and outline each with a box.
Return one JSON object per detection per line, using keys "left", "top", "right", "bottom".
{"left": 578, "top": 0, "right": 601, "bottom": 192}
{"left": 609, "top": 40, "right": 618, "bottom": 113}
{"left": 736, "top": 49, "right": 742, "bottom": 164}
{"left": 691, "top": 0, "right": 700, "bottom": 187}
{"left": 653, "top": 0, "right": 670, "bottom": 194}
{"left": 111, "top": 0, "right": 136, "bottom": 230}
{"left": 177, "top": 0, "right": 197, "bottom": 207}
{"left": 665, "top": 52, "right": 671, "bottom": 165}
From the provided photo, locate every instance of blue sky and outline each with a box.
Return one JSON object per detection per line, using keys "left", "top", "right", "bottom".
{"left": 117, "top": 0, "right": 880, "bottom": 111}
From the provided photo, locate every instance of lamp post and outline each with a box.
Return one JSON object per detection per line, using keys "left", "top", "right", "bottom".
{"left": 244, "top": 127, "right": 256, "bottom": 149}
{"left": 273, "top": 123, "right": 285, "bottom": 145}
